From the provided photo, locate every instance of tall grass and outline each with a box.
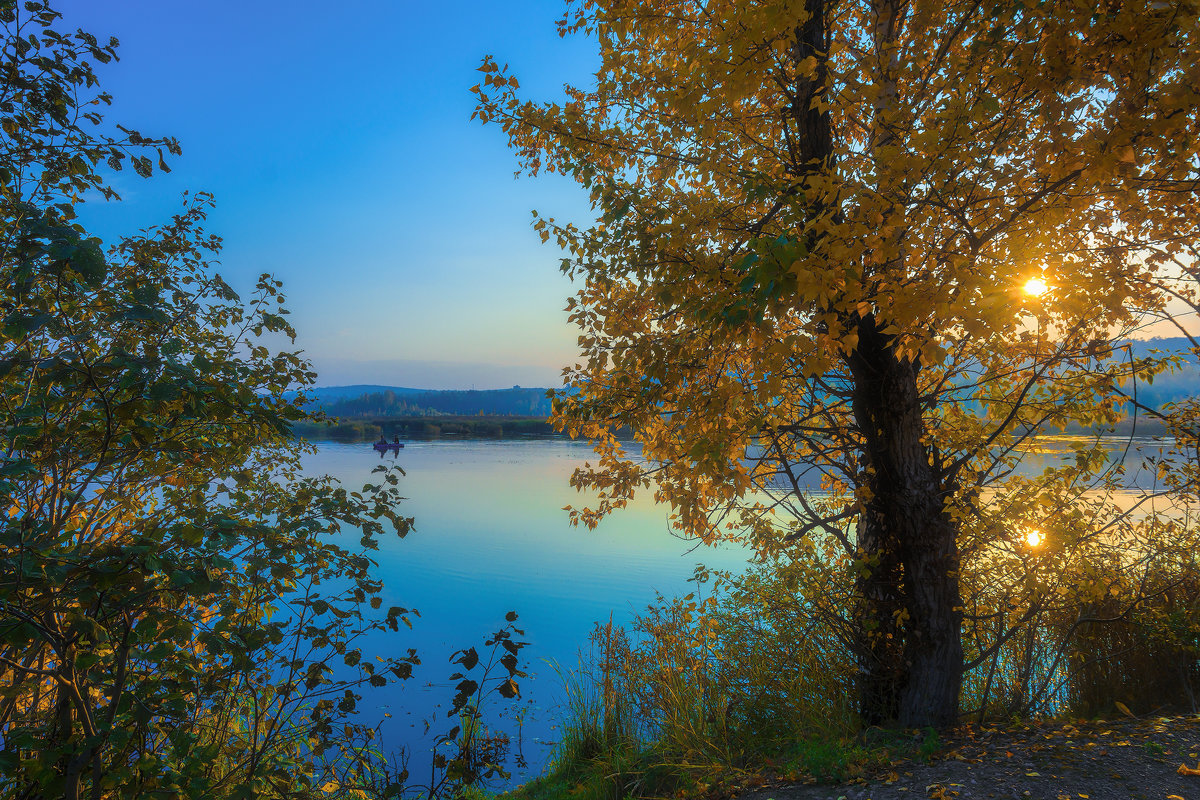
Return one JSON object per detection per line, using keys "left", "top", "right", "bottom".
{"left": 961, "top": 554, "right": 1200, "bottom": 720}
{"left": 533, "top": 544, "right": 1200, "bottom": 799}
{"left": 1056, "top": 560, "right": 1200, "bottom": 716}
{"left": 534, "top": 558, "right": 862, "bottom": 798}
{"left": 540, "top": 621, "right": 662, "bottom": 800}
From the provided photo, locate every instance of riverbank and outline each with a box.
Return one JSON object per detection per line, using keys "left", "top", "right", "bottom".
{"left": 292, "top": 416, "right": 1172, "bottom": 444}
{"left": 503, "top": 715, "right": 1200, "bottom": 800}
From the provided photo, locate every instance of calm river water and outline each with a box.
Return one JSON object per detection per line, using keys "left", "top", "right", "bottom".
{"left": 299, "top": 438, "right": 751, "bottom": 785}
{"left": 298, "top": 434, "right": 1170, "bottom": 786}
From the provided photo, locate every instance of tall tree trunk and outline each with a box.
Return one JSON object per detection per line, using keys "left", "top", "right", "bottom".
{"left": 849, "top": 317, "right": 964, "bottom": 728}
{"left": 784, "top": 0, "right": 961, "bottom": 729}
{"left": 854, "top": 480, "right": 907, "bottom": 725}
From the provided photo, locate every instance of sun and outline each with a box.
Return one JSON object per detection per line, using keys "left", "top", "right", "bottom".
{"left": 1024, "top": 529, "right": 1044, "bottom": 548}
{"left": 1023, "top": 277, "right": 1049, "bottom": 296}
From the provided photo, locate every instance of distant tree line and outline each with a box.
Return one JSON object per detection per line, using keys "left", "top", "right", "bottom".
{"left": 315, "top": 387, "right": 554, "bottom": 418}
{"left": 291, "top": 416, "right": 561, "bottom": 442}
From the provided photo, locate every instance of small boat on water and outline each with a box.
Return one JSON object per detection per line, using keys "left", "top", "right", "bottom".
{"left": 373, "top": 441, "right": 405, "bottom": 451}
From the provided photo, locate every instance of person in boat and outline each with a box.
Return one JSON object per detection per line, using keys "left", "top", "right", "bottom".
{"left": 378, "top": 435, "right": 388, "bottom": 446}
{"left": 392, "top": 436, "right": 400, "bottom": 445}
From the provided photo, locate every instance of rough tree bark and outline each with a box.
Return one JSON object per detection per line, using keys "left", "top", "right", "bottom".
{"left": 789, "top": 0, "right": 964, "bottom": 727}
{"left": 849, "top": 316, "right": 965, "bottom": 727}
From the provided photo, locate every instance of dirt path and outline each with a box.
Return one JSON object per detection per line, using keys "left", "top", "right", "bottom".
{"left": 735, "top": 716, "right": 1200, "bottom": 800}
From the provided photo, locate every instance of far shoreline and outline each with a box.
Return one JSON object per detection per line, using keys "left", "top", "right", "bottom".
{"left": 291, "top": 415, "right": 566, "bottom": 442}
{"left": 291, "top": 414, "right": 1173, "bottom": 443}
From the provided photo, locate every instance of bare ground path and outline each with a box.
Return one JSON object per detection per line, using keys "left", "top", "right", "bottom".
{"left": 734, "top": 716, "right": 1200, "bottom": 800}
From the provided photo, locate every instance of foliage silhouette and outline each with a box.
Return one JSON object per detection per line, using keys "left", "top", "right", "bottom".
{"left": 0, "top": 4, "right": 525, "bottom": 797}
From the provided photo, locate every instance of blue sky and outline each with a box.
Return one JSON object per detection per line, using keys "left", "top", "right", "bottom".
{"left": 59, "top": 1, "right": 596, "bottom": 389}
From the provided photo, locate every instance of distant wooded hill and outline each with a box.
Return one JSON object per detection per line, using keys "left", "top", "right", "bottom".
{"left": 1118, "top": 338, "right": 1199, "bottom": 410}
{"left": 301, "top": 338, "right": 1195, "bottom": 422}
{"left": 309, "top": 386, "right": 554, "bottom": 418}
{"left": 290, "top": 385, "right": 425, "bottom": 404}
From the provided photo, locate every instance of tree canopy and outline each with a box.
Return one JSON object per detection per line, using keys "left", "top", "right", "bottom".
{"left": 476, "top": 0, "right": 1200, "bottom": 726}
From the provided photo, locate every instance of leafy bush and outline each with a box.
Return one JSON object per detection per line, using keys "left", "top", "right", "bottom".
{"left": 0, "top": 5, "right": 424, "bottom": 797}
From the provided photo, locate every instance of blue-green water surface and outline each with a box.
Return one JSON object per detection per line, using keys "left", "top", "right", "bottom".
{"left": 299, "top": 438, "right": 751, "bottom": 785}
{"left": 298, "top": 433, "right": 1170, "bottom": 787}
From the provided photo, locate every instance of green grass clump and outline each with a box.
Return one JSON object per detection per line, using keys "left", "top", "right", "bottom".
{"left": 775, "top": 727, "right": 941, "bottom": 785}
{"left": 501, "top": 559, "right": 953, "bottom": 800}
